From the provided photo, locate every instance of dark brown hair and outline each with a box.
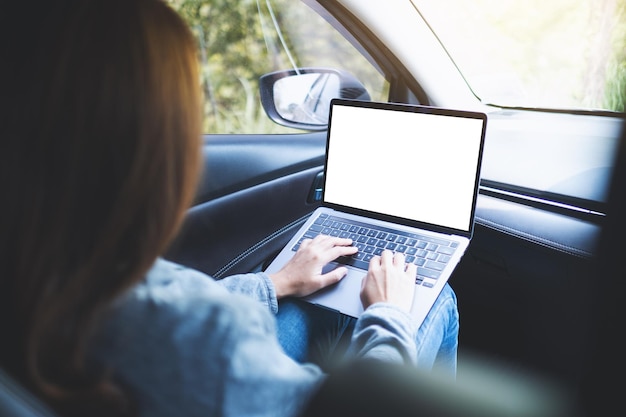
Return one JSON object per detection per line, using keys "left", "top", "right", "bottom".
{"left": 0, "top": 0, "right": 201, "bottom": 415}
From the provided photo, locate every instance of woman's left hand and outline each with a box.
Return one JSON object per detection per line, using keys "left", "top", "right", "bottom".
{"left": 268, "top": 235, "right": 358, "bottom": 298}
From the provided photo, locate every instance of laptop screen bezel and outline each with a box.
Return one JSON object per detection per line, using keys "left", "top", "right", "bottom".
{"left": 321, "top": 98, "right": 487, "bottom": 239}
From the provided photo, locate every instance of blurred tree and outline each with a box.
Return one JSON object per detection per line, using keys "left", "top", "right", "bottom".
{"left": 603, "top": 0, "right": 626, "bottom": 111}
{"left": 166, "top": 0, "right": 387, "bottom": 134}
{"left": 168, "top": 0, "right": 294, "bottom": 133}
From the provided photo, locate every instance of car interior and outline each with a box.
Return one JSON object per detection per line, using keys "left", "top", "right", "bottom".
{"left": 2, "top": 114, "right": 624, "bottom": 416}
{"left": 2, "top": 0, "right": 625, "bottom": 416}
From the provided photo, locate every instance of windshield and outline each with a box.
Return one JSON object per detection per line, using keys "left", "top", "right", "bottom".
{"left": 413, "top": 0, "right": 626, "bottom": 112}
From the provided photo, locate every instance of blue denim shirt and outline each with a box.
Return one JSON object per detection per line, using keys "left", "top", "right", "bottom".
{"left": 91, "top": 258, "right": 417, "bottom": 417}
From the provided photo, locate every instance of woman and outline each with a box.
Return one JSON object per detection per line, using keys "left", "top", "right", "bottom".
{"left": 0, "top": 1, "right": 459, "bottom": 416}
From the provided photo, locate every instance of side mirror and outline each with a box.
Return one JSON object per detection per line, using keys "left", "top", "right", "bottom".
{"left": 260, "top": 68, "right": 371, "bottom": 131}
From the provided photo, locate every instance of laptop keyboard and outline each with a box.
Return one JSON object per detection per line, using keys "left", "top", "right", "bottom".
{"left": 291, "top": 213, "right": 458, "bottom": 288}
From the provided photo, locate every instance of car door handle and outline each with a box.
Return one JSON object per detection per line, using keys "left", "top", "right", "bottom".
{"left": 307, "top": 171, "right": 324, "bottom": 203}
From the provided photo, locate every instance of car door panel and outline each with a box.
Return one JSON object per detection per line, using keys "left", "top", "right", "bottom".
{"left": 165, "top": 133, "right": 326, "bottom": 278}
{"left": 194, "top": 133, "right": 327, "bottom": 203}
{"left": 453, "top": 196, "right": 598, "bottom": 385}
{"left": 474, "top": 194, "right": 601, "bottom": 258}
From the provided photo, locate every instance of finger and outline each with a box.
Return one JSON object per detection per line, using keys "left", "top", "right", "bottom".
{"left": 380, "top": 250, "right": 394, "bottom": 268}
{"left": 325, "top": 236, "right": 354, "bottom": 248}
{"left": 310, "top": 236, "right": 355, "bottom": 254}
{"left": 331, "top": 244, "right": 358, "bottom": 258}
{"left": 393, "top": 251, "right": 406, "bottom": 266}
{"left": 360, "top": 275, "right": 367, "bottom": 291}
{"left": 308, "top": 235, "right": 350, "bottom": 251}
{"left": 406, "top": 262, "right": 417, "bottom": 277}
{"left": 310, "top": 234, "right": 330, "bottom": 244}
{"left": 318, "top": 266, "right": 348, "bottom": 288}
{"left": 369, "top": 254, "right": 382, "bottom": 271}
{"left": 310, "top": 237, "right": 356, "bottom": 259}
{"left": 299, "top": 238, "right": 313, "bottom": 249}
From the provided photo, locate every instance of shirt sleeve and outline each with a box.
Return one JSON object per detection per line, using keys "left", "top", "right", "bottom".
{"left": 152, "top": 258, "right": 279, "bottom": 314}
{"left": 219, "top": 301, "right": 325, "bottom": 417}
{"left": 180, "top": 258, "right": 418, "bottom": 366}
{"left": 347, "top": 303, "right": 418, "bottom": 365}
{"left": 149, "top": 258, "right": 417, "bottom": 364}
{"left": 216, "top": 271, "right": 279, "bottom": 314}
{"left": 92, "top": 260, "right": 323, "bottom": 417}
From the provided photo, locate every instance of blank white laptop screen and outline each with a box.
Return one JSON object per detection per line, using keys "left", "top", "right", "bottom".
{"left": 323, "top": 103, "right": 485, "bottom": 233}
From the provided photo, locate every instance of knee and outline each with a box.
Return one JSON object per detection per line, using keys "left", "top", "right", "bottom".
{"left": 436, "top": 284, "right": 459, "bottom": 323}
{"left": 439, "top": 283, "right": 457, "bottom": 306}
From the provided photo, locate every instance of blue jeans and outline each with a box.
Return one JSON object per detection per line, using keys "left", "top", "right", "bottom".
{"left": 276, "top": 283, "right": 459, "bottom": 376}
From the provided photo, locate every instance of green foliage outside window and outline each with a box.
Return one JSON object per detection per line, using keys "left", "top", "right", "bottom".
{"left": 168, "top": 0, "right": 625, "bottom": 135}
{"left": 168, "top": 0, "right": 290, "bottom": 133}
{"left": 167, "top": 0, "right": 387, "bottom": 134}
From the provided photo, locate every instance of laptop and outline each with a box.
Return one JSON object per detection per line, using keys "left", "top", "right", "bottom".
{"left": 265, "top": 98, "right": 487, "bottom": 327}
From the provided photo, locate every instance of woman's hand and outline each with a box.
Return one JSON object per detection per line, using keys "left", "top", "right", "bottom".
{"left": 360, "top": 250, "right": 416, "bottom": 312}
{"left": 268, "top": 235, "right": 358, "bottom": 298}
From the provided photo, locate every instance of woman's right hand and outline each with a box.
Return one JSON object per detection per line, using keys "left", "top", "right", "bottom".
{"left": 268, "top": 235, "right": 357, "bottom": 299}
{"left": 360, "top": 250, "right": 416, "bottom": 312}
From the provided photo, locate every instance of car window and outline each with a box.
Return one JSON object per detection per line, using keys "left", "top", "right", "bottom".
{"left": 167, "top": 0, "right": 389, "bottom": 134}
{"left": 413, "top": 0, "right": 626, "bottom": 112}
{"left": 168, "top": 0, "right": 624, "bottom": 214}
